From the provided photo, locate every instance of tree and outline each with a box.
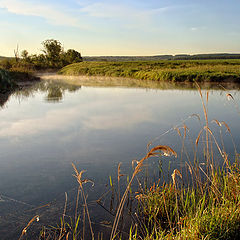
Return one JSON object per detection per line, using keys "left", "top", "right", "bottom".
{"left": 21, "top": 50, "right": 29, "bottom": 59}
{"left": 30, "top": 54, "right": 47, "bottom": 69}
{"left": 63, "top": 49, "right": 83, "bottom": 65}
{"left": 21, "top": 50, "right": 31, "bottom": 65}
{"left": 42, "top": 39, "right": 63, "bottom": 68}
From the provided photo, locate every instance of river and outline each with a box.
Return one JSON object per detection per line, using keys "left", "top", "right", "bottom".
{"left": 0, "top": 76, "right": 239, "bottom": 239}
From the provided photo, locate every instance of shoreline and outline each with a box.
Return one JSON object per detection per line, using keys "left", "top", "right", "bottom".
{"left": 38, "top": 72, "right": 240, "bottom": 91}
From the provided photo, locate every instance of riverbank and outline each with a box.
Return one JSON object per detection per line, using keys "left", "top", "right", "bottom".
{"left": 0, "top": 69, "right": 40, "bottom": 107}
{"left": 59, "top": 60, "right": 240, "bottom": 82}
{"left": 133, "top": 162, "right": 240, "bottom": 240}
{"left": 0, "top": 69, "right": 39, "bottom": 94}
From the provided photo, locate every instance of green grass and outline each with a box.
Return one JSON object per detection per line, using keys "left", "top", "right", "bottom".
{"left": 59, "top": 60, "right": 240, "bottom": 82}
{"left": 133, "top": 164, "right": 240, "bottom": 240}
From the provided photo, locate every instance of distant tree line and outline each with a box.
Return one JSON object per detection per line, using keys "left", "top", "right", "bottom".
{"left": 83, "top": 54, "right": 240, "bottom": 62}
{"left": 0, "top": 39, "right": 83, "bottom": 71}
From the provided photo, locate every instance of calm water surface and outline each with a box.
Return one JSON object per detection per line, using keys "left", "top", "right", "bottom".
{"left": 0, "top": 78, "right": 239, "bottom": 239}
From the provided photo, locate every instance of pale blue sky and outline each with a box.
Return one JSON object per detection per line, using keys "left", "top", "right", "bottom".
{"left": 0, "top": 0, "right": 240, "bottom": 56}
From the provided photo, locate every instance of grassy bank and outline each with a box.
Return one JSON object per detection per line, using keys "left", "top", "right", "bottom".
{"left": 132, "top": 163, "right": 240, "bottom": 240}
{"left": 59, "top": 60, "right": 240, "bottom": 82}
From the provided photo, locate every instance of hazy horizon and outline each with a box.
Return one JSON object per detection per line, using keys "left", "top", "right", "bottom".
{"left": 1, "top": 0, "right": 240, "bottom": 57}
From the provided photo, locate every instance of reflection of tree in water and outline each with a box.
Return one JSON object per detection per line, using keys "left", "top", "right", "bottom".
{"left": 43, "top": 81, "right": 81, "bottom": 102}
{"left": 46, "top": 85, "right": 63, "bottom": 102}
{"left": 0, "top": 80, "right": 81, "bottom": 107}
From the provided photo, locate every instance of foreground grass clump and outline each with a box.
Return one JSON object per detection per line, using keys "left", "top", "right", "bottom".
{"left": 133, "top": 163, "right": 240, "bottom": 240}
{"left": 59, "top": 60, "right": 240, "bottom": 82}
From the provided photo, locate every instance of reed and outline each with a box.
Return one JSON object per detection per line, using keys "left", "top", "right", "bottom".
{"left": 36, "top": 164, "right": 94, "bottom": 240}
{"left": 110, "top": 146, "right": 177, "bottom": 239}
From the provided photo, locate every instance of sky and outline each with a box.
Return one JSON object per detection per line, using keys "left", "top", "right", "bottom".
{"left": 0, "top": 0, "right": 240, "bottom": 56}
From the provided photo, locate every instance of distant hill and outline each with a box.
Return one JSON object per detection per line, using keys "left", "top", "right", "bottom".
{"left": 83, "top": 53, "right": 240, "bottom": 62}
{"left": 174, "top": 53, "right": 240, "bottom": 60}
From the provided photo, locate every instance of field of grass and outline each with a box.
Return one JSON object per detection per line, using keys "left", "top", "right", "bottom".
{"left": 59, "top": 60, "right": 240, "bottom": 82}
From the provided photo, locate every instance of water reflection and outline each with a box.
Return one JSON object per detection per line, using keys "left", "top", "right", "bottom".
{"left": 2, "top": 76, "right": 240, "bottom": 108}
{"left": 0, "top": 80, "right": 81, "bottom": 108}
{"left": 18, "top": 80, "right": 81, "bottom": 102}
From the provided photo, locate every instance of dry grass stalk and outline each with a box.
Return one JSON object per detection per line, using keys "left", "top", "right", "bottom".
{"left": 117, "top": 162, "right": 125, "bottom": 203}
{"left": 212, "top": 119, "right": 221, "bottom": 127}
{"left": 175, "top": 127, "right": 182, "bottom": 137}
{"left": 191, "top": 113, "right": 201, "bottom": 123}
{"left": 199, "top": 164, "right": 222, "bottom": 198}
{"left": 59, "top": 192, "right": 68, "bottom": 239}
{"left": 195, "top": 129, "right": 203, "bottom": 146}
{"left": 195, "top": 82, "right": 210, "bottom": 167}
{"left": 221, "top": 121, "right": 238, "bottom": 155}
{"left": 19, "top": 215, "right": 40, "bottom": 240}
{"left": 72, "top": 163, "right": 94, "bottom": 240}
{"left": 171, "top": 169, "right": 182, "bottom": 189}
{"left": 204, "top": 126, "right": 224, "bottom": 158}
{"left": 226, "top": 93, "right": 234, "bottom": 101}
{"left": 110, "top": 145, "right": 177, "bottom": 239}
{"left": 171, "top": 169, "right": 182, "bottom": 231}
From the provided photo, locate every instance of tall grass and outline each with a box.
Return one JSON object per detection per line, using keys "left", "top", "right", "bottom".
{"left": 126, "top": 84, "right": 240, "bottom": 240}
{"left": 132, "top": 165, "right": 240, "bottom": 240}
